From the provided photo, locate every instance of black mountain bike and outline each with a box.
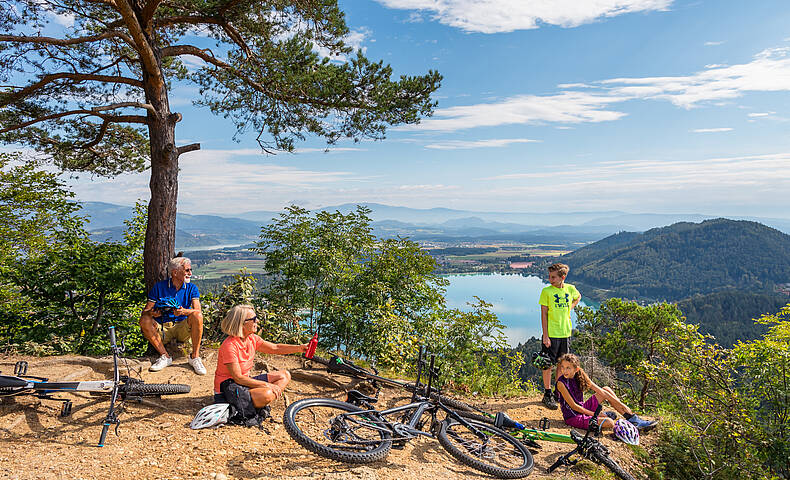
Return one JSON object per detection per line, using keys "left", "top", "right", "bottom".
{"left": 286, "top": 347, "right": 534, "bottom": 479}
{"left": 546, "top": 404, "right": 636, "bottom": 480}
{"left": 0, "top": 326, "right": 190, "bottom": 446}
{"left": 430, "top": 397, "right": 636, "bottom": 480}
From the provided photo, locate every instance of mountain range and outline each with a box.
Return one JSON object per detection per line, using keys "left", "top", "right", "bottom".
{"left": 78, "top": 201, "right": 790, "bottom": 249}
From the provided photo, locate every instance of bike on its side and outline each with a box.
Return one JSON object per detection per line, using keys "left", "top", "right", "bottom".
{"left": 285, "top": 347, "right": 534, "bottom": 479}
{"left": 0, "top": 326, "right": 190, "bottom": 446}
{"left": 452, "top": 404, "right": 636, "bottom": 480}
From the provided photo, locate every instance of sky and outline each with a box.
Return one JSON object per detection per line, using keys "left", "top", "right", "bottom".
{"left": 62, "top": 0, "right": 790, "bottom": 218}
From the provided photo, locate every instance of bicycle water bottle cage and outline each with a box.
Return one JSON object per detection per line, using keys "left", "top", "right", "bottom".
{"left": 346, "top": 389, "right": 378, "bottom": 406}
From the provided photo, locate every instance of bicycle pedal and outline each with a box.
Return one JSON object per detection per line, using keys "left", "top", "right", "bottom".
{"left": 14, "top": 361, "right": 28, "bottom": 375}
{"left": 60, "top": 400, "right": 73, "bottom": 417}
{"left": 539, "top": 417, "right": 550, "bottom": 430}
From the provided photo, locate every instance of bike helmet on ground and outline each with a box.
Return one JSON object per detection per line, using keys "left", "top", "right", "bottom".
{"left": 531, "top": 351, "right": 553, "bottom": 370}
{"left": 613, "top": 419, "right": 640, "bottom": 445}
{"left": 190, "top": 403, "right": 231, "bottom": 429}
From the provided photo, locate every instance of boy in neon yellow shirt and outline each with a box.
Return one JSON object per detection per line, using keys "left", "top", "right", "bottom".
{"left": 538, "top": 263, "right": 581, "bottom": 410}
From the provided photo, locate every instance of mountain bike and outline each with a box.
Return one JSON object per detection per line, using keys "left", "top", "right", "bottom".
{"left": 302, "top": 351, "right": 634, "bottom": 480}
{"left": 451, "top": 405, "right": 636, "bottom": 480}
{"left": 0, "top": 326, "right": 190, "bottom": 446}
{"left": 286, "top": 347, "right": 534, "bottom": 478}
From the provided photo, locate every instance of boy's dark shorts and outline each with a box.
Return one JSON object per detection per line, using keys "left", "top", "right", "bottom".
{"left": 540, "top": 337, "right": 570, "bottom": 368}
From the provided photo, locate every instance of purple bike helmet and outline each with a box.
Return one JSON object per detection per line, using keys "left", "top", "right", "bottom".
{"left": 614, "top": 419, "right": 640, "bottom": 445}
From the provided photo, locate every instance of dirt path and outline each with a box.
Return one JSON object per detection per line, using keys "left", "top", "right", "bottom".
{"left": 1, "top": 350, "right": 648, "bottom": 480}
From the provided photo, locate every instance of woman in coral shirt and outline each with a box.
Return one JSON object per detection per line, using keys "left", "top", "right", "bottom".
{"left": 213, "top": 304, "right": 308, "bottom": 408}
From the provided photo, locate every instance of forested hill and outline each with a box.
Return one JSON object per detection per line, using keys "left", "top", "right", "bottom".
{"left": 677, "top": 291, "right": 789, "bottom": 346}
{"left": 563, "top": 218, "right": 790, "bottom": 301}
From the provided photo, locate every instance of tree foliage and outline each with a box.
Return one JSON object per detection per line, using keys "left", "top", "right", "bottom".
{"left": 676, "top": 290, "right": 788, "bottom": 346}
{"left": 0, "top": 163, "right": 148, "bottom": 355}
{"left": 0, "top": 0, "right": 442, "bottom": 289}
{"left": 574, "top": 298, "right": 682, "bottom": 408}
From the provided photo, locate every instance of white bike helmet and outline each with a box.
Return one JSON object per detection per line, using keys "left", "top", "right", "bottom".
{"left": 190, "top": 403, "right": 231, "bottom": 430}
{"left": 613, "top": 419, "right": 640, "bottom": 445}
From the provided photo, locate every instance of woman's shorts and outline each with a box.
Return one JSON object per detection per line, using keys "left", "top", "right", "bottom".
{"left": 213, "top": 373, "right": 269, "bottom": 404}
{"left": 564, "top": 394, "right": 600, "bottom": 430}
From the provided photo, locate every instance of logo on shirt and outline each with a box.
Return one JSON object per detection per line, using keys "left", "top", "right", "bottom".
{"left": 553, "top": 292, "right": 570, "bottom": 308}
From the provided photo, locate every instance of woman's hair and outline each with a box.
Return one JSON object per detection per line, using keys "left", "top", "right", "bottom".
{"left": 167, "top": 256, "right": 191, "bottom": 275}
{"left": 558, "top": 353, "right": 592, "bottom": 392}
{"left": 221, "top": 304, "right": 255, "bottom": 338}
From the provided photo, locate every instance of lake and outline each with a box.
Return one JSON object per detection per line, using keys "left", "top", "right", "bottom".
{"left": 442, "top": 273, "right": 591, "bottom": 347}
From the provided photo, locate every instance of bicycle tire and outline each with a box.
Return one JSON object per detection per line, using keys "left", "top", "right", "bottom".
{"left": 590, "top": 449, "right": 636, "bottom": 480}
{"left": 437, "top": 417, "right": 534, "bottom": 479}
{"left": 122, "top": 382, "right": 191, "bottom": 396}
{"left": 283, "top": 398, "right": 392, "bottom": 464}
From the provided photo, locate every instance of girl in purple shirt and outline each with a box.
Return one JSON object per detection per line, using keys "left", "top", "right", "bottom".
{"left": 555, "top": 353, "right": 657, "bottom": 431}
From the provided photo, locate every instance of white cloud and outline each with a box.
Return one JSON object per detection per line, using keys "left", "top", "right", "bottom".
{"left": 407, "top": 46, "right": 790, "bottom": 132}
{"left": 475, "top": 153, "right": 790, "bottom": 214}
{"left": 691, "top": 127, "right": 733, "bottom": 133}
{"left": 424, "top": 138, "right": 539, "bottom": 149}
{"left": 747, "top": 111, "right": 775, "bottom": 117}
{"left": 375, "top": 0, "right": 673, "bottom": 33}
{"left": 602, "top": 47, "right": 790, "bottom": 108}
{"left": 399, "top": 92, "right": 627, "bottom": 132}
{"left": 314, "top": 28, "right": 372, "bottom": 61}
{"left": 397, "top": 184, "right": 459, "bottom": 191}
{"left": 704, "top": 41, "right": 725, "bottom": 46}
{"left": 66, "top": 148, "right": 366, "bottom": 214}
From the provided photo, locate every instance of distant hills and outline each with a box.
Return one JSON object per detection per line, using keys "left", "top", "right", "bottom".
{"left": 78, "top": 201, "right": 790, "bottom": 251}
{"left": 564, "top": 218, "right": 790, "bottom": 301}
{"left": 82, "top": 201, "right": 261, "bottom": 248}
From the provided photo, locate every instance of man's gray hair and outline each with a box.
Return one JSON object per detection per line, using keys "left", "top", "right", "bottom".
{"left": 167, "top": 256, "right": 191, "bottom": 275}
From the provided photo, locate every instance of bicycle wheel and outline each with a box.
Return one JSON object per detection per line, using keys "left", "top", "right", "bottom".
{"left": 283, "top": 398, "right": 392, "bottom": 464}
{"left": 122, "top": 382, "right": 191, "bottom": 397}
{"left": 590, "top": 449, "right": 636, "bottom": 480}
{"left": 437, "top": 417, "right": 534, "bottom": 479}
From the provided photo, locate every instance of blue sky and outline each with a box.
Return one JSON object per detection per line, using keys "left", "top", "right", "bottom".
{"left": 66, "top": 0, "right": 790, "bottom": 218}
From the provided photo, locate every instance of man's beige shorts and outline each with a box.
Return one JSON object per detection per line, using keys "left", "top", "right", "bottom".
{"left": 159, "top": 320, "right": 191, "bottom": 344}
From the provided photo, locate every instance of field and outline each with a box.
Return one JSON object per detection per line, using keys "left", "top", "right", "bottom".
{"left": 193, "top": 259, "right": 268, "bottom": 280}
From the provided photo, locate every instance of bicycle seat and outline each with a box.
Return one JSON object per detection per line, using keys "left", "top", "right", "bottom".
{"left": 346, "top": 389, "right": 377, "bottom": 405}
{"left": 494, "top": 412, "right": 524, "bottom": 430}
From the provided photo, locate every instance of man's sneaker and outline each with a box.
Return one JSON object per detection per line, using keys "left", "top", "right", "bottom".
{"left": 149, "top": 354, "right": 173, "bottom": 372}
{"left": 627, "top": 414, "right": 658, "bottom": 432}
{"left": 542, "top": 392, "right": 558, "bottom": 410}
{"left": 189, "top": 356, "right": 207, "bottom": 375}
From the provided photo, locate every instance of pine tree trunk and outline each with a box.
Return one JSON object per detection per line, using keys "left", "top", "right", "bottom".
{"left": 142, "top": 57, "right": 179, "bottom": 292}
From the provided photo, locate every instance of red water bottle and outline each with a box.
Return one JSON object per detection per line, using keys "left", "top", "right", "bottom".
{"left": 305, "top": 333, "right": 318, "bottom": 359}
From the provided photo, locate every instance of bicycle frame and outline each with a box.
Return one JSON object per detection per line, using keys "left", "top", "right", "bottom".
{"left": 0, "top": 326, "right": 161, "bottom": 447}
{"left": 336, "top": 348, "right": 496, "bottom": 446}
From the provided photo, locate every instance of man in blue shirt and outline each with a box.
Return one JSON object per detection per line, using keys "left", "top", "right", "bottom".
{"left": 140, "top": 256, "right": 206, "bottom": 374}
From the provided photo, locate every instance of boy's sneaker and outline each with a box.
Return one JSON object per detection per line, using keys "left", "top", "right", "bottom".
{"left": 542, "top": 392, "right": 558, "bottom": 410}
{"left": 150, "top": 354, "right": 173, "bottom": 372}
{"left": 627, "top": 414, "right": 658, "bottom": 432}
{"left": 188, "top": 356, "right": 207, "bottom": 375}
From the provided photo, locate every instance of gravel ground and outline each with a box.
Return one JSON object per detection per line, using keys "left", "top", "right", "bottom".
{"left": 0, "top": 349, "right": 651, "bottom": 480}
